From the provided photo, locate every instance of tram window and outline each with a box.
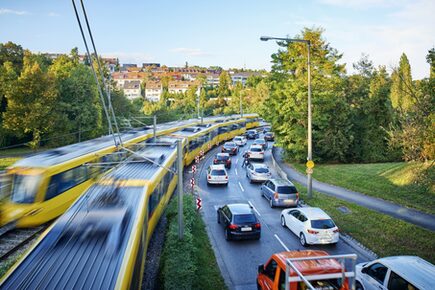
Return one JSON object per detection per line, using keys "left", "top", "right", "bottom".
{"left": 189, "top": 140, "right": 199, "bottom": 151}
{"left": 45, "top": 165, "right": 89, "bottom": 201}
{"left": 218, "top": 127, "right": 228, "bottom": 134}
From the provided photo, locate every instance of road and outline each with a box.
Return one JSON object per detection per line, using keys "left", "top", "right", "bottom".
{"left": 194, "top": 136, "right": 371, "bottom": 290}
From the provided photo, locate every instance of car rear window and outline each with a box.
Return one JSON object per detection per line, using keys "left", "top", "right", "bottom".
{"left": 217, "top": 155, "right": 229, "bottom": 160}
{"left": 250, "top": 147, "right": 262, "bottom": 152}
{"left": 234, "top": 214, "right": 256, "bottom": 224}
{"left": 255, "top": 168, "right": 269, "bottom": 173}
{"left": 211, "top": 169, "right": 226, "bottom": 176}
{"left": 234, "top": 137, "right": 241, "bottom": 140}
{"left": 311, "top": 219, "right": 336, "bottom": 229}
{"left": 255, "top": 139, "right": 265, "bottom": 143}
{"left": 277, "top": 185, "right": 297, "bottom": 194}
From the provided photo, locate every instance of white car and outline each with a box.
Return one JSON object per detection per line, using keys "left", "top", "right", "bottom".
{"left": 247, "top": 145, "right": 264, "bottom": 161}
{"left": 246, "top": 163, "right": 271, "bottom": 183}
{"left": 280, "top": 207, "right": 339, "bottom": 246}
{"left": 233, "top": 136, "right": 247, "bottom": 146}
{"left": 207, "top": 164, "right": 229, "bottom": 185}
{"left": 355, "top": 256, "right": 435, "bottom": 290}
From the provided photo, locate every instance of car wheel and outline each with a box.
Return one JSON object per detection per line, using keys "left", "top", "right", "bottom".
{"left": 249, "top": 179, "right": 253, "bottom": 184}
{"left": 300, "top": 233, "right": 308, "bottom": 247}
{"left": 217, "top": 212, "right": 221, "bottom": 224}
{"left": 280, "top": 216, "right": 286, "bottom": 227}
{"left": 225, "top": 229, "right": 231, "bottom": 241}
{"left": 269, "top": 198, "right": 274, "bottom": 208}
{"left": 356, "top": 282, "right": 364, "bottom": 290}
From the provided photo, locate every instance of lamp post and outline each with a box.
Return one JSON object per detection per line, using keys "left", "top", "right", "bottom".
{"left": 260, "top": 36, "right": 313, "bottom": 199}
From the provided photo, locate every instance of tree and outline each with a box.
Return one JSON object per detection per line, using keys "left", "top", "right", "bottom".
{"left": 0, "top": 62, "right": 19, "bottom": 146}
{"left": 268, "top": 27, "right": 351, "bottom": 162}
{"left": 360, "top": 66, "right": 394, "bottom": 162}
{"left": 0, "top": 41, "right": 24, "bottom": 73}
{"left": 390, "top": 53, "right": 414, "bottom": 112}
{"left": 3, "top": 56, "right": 58, "bottom": 148}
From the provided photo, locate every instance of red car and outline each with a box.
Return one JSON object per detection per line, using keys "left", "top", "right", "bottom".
{"left": 213, "top": 153, "right": 231, "bottom": 168}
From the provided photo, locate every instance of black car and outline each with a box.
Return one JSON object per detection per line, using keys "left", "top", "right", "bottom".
{"left": 264, "top": 132, "right": 274, "bottom": 141}
{"left": 213, "top": 153, "right": 231, "bottom": 168}
{"left": 262, "top": 126, "right": 271, "bottom": 134}
{"left": 222, "top": 142, "right": 239, "bottom": 155}
{"left": 217, "top": 203, "right": 261, "bottom": 241}
{"left": 245, "top": 130, "right": 259, "bottom": 140}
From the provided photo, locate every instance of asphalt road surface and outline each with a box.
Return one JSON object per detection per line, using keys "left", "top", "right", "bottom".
{"left": 194, "top": 135, "right": 370, "bottom": 290}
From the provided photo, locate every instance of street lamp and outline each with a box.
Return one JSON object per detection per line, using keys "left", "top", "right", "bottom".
{"left": 260, "top": 35, "right": 313, "bottom": 199}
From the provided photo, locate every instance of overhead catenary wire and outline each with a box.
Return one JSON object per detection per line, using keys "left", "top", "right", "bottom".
{"left": 71, "top": 0, "right": 121, "bottom": 148}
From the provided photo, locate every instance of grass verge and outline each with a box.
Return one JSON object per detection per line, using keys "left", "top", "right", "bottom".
{"left": 158, "top": 195, "right": 227, "bottom": 290}
{"left": 293, "top": 180, "right": 435, "bottom": 263}
{"left": 291, "top": 162, "right": 434, "bottom": 215}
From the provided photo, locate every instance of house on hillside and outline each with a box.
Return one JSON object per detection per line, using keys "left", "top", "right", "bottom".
{"left": 123, "top": 80, "right": 142, "bottom": 100}
{"left": 145, "top": 81, "right": 163, "bottom": 102}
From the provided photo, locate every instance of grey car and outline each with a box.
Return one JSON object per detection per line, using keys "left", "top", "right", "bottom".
{"left": 246, "top": 163, "right": 272, "bottom": 183}
{"left": 260, "top": 178, "right": 299, "bottom": 208}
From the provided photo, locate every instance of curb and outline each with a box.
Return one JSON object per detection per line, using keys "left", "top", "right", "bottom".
{"left": 270, "top": 145, "right": 378, "bottom": 261}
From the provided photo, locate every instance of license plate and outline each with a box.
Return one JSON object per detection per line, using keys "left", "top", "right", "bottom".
{"left": 241, "top": 227, "right": 252, "bottom": 232}
{"left": 284, "top": 199, "right": 294, "bottom": 203}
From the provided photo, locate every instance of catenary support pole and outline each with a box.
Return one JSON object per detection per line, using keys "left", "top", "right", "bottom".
{"left": 177, "top": 139, "right": 184, "bottom": 239}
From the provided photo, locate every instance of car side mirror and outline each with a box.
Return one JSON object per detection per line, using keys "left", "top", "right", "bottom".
{"left": 361, "top": 267, "right": 368, "bottom": 274}
{"left": 258, "top": 264, "right": 264, "bottom": 274}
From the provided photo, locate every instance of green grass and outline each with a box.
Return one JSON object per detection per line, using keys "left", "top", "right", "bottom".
{"left": 292, "top": 162, "right": 435, "bottom": 215}
{"left": 0, "top": 157, "right": 21, "bottom": 170}
{"left": 158, "top": 195, "right": 227, "bottom": 290}
{"left": 0, "top": 147, "right": 42, "bottom": 157}
{"left": 294, "top": 181, "right": 435, "bottom": 263}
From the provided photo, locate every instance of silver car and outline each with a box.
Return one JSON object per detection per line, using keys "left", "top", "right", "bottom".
{"left": 356, "top": 256, "right": 435, "bottom": 290}
{"left": 246, "top": 163, "right": 271, "bottom": 183}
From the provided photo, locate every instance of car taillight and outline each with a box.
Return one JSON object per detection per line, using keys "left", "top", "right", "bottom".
{"left": 207, "top": 175, "right": 211, "bottom": 179}
{"left": 226, "top": 160, "right": 231, "bottom": 164}
{"left": 214, "top": 159, "right": 218, "bottom": 163}
{"left": 232, "top": 148, "right": 236, "bottom": 151}
{"left": 307, "top": 229, "right": 319, "bottom": 234}
{"left": 259, "top": 152, "right": 264, "bottom": 154}
{"left": 274, "top": 192, "right": 279, "bottom": 199}
{"left": 225, "top": 176, "right": 228, "bottom": 179}
{"left": 254, "top": 223, "right": 261, "bottom": 229}
{"left": 333, "top": 228, "right": 340, "bottom": 233}
{"left": 296, "top": 192, "right": 299, "bottom": 198}
{"left": 228, "top": 224, "right": 238, "bottom": 230}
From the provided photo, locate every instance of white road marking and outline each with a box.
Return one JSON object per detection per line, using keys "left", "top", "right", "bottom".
{"left": 235, "top": 169, "right": 238, "bottom": 175}
{"left": 238, "top": 182, "right": 244, "bottom": 192}
{"left": 235, "top": 159, "right": 239, "bottom": 164}
{"left": 274, "top": 234, "right": 290, "bottom": 251}
{"left": 248, "top": 201, "right": 261, "bottom": 217}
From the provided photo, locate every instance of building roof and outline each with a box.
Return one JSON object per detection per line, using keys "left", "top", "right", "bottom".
{"left": 145, "top": 81, "right": 162, "bottom": 90}
{"left": 123, "top": 80, "right": 141, "bottom": 89}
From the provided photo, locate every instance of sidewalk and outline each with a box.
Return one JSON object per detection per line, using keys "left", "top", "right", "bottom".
{"left": 272, "top": 147, "right": 435, "bottom": 232}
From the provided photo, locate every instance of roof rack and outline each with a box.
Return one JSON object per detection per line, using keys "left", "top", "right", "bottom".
{"left": 284, "top": 254, "right": 357, "bottom": 290}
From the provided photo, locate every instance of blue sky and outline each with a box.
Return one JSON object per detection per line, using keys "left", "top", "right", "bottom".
{"left": 1, "top": 0, "right": 434, "bottom": 79}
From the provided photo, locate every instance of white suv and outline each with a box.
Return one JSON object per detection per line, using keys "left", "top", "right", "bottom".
{"left": 247, "top": 145, "right": 264, "bottom": 161}
{"left": 207, "top": 165, "right": 229, "bottom": 185}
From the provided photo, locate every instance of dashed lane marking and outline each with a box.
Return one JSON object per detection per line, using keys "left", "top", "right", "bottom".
{"left": 274, "top": 234, "right": 290, "bottom": 251}
{"left": 238, "top": 182, "right": 244, "bottom": 192}
{"left": 235, "top": 159, "right": 239, "bottom": 164}
{"left": 235, "top": 169, "right": 238, "bottom": 175}
{"left": 248, "top": 201, "right": 261, "bottom": 217}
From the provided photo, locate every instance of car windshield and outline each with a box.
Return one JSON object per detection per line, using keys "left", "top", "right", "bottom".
{"left": 234, "top": 214, "right": 256, "bottom": 224}
{"left": 277, "top": 185, "right": 297, "bottom": 194}
{"left": 217, "top": 155, "right": 229, "bottom": 160}
{"left": 211, "top": 169, "right": 226, "bottom": 176}
{"left": 234, "top": 137, "right": 241, "bottom": 141}
{"left": 11, "top": 174, "right": 42, "bottom": 204}
{"left": 255, "top": 140, "right": 265, "bottom": 144}
{"left": 250, "top": 147, "right": 262, "bottom": 152}
{"left": 225, "top": 143, "right": 236, "bottom": 148}
{"left": 255, "top": 167, "right": 269, "bottom": 173}
{"left": 311, "top": 219, "right": 336, "bottom": 229}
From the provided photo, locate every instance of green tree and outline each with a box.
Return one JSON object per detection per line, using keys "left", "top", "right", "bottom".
{"left": 360, "top": 66, "right": 395, "bottom": 162}
{"left": 3, "top": 56, "right": 58, "bottom": 148}
{"left": 390, "top": 53, "right": 414, "bottom": 112}
{"left": 0, "top": 41, "right": 24, "bottom": 73}
{"left": 268, "top": 27, "right": 351, "bottom": 162}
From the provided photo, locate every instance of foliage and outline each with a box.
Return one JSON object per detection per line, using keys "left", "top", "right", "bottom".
{"left": 158, "top": 195, "right": 226, "bottom": 290}
{"left": 3, "top": 56, "right": 58, "bottom": 148}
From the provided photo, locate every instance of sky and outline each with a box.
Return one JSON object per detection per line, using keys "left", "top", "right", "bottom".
{"left": 0, "top": 0, "right": 434, "bottom": 79}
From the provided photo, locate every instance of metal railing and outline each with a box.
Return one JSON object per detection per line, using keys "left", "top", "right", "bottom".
{"left": 285, "top": 254, "right": 357, "bottom": 290}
